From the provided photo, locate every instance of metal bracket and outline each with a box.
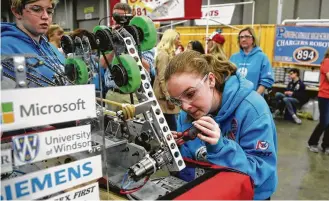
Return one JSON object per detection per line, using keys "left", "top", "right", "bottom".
{"left": 13, "top": 56, "right": 27, "bottom": 88}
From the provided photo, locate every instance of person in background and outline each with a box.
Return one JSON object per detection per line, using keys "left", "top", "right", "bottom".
{"left": 186, "top": 40, "right": 205, "bottom": 54}
{"left": 153, "top": 29, "right": 181, "bottom": 131}
{"left": 1, "top": 0, "right": 74, "bottom": 130}
{"left": 165, "top": 51, "right": 277, "bottom": 200}
{"left": 207, "top": 31, "right": 226, "bottom": 60}
{"left": 46, "top": 23, "right": 64, "bottom": 54}
{"left": 308, "top": 48, "right": 329, "bottom": 154}
{"left": 230, "top": 27, "right": 274, "bottom": 94}
{"left": 142, "top": 48, "right": 156, "bottom": 86}
{"left": 99, "top": 2, "right": 152, "bottom": 73}
{"left": 175, "top": 44, "right": 184, "bottom": 55}
{"left": 1, "top": 0, "right": 65, "bottom": 88}
{"left": 99, "top": 2, "right": 155, "bottom": 111}
{"left": 273, "top": 68, "right": 306, "bottom": 124}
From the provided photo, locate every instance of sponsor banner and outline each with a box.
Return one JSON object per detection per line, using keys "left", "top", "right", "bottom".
{"left": 195, "top": 5, "right": 235, "bottom": 25}
{"left": 1, "top": 149, "right": 13, "bottom": 174}
{"left": 47, "top": 182, "right": 99, "bottom": 201}
{"left": 1, "top": 155, "right": 102, "bottom": 200}
{"left": 13, "top": 125, "right": 92, "bottom": 166}
{"left": 1, "top": 85, "right": 96, "bottom": 132}
{"left": 128, "top": 0, "right": 184, "bottom": 20}
{"left": 274, "top": 26, "right": 329, "bottom": 66}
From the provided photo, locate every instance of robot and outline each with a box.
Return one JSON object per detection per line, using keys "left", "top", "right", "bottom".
{"left": 1, "top": 16, "right": 187, "bottom": 200}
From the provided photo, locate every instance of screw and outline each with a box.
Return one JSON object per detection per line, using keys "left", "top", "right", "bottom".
{"left": 17, "top": 65, "right": 25, "bottom": 72}
{"left": 18, "top": 81, "right": 26, "bottom": 87}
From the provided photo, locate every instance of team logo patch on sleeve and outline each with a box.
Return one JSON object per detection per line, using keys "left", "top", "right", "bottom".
{"left": 255, "top": 140, "right": 269, "bottom": 150}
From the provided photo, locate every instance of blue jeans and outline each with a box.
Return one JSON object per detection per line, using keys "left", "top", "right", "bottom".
{"left": 275, "top": 92, "right": 299, "bottom": 115}
{"left": 308, "top": 97, "right": 329, "bottom": 149}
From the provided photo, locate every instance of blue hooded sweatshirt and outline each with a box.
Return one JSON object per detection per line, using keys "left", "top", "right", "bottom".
{"left": 176, "top": 74, "right": 278, "bottom": 200}
{"left": 1, "top": 23, "right": 65, "bottom": 87}
{"left": 230, "top": 46, "right": 274, "bottom": 91}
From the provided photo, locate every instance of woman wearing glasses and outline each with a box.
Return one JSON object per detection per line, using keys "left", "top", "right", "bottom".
{"left": 1, "top": 0, "right": 65, "bottom": 87}
{"left": 166, "top": 51, "right": 277, "bottom": 200}
{"left": 230, "top": 27, "right": 274, "bottom": 94}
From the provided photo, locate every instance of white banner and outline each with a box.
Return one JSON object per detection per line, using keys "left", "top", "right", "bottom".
{"left": 1, "top": 85, "right": 96, "bottom": 132}
{"left": 1, "top": 149, "right": 13, "bottom": 174}
{"left": 0, "top": 155, "right": 102, "bottom": 200}
{"left": 128, "top": 0, "right": 185, "bottom": 20}
{"left": 195, "top": 5, "right": 235, "bottom": 25}
{"left": 47, "top": 182, "right": 99, "bottom": 201}
{"left": 13, "top": 125, "right": 92, "bottom": 166}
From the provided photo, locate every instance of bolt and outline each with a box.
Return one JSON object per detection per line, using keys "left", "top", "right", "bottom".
{"left": 18, "top": 81, "right": 26, "bottom": 87}
{"left": 17, "top": 65, "right": 25, "bottom": 72}
{"left": 121, "top": 147, "right": 129, "bottom": 152}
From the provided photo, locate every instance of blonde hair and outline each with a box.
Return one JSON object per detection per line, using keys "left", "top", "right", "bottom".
{"left": 238, "top": 26, "right": 259, "bottom": 48}
{"left": 11, "top": 0, "right": 58, "bottom": 14}
{"left": 46, "top": 24, "right": 63, "bottom": 40}
{"left": 165, "top": 51, "right": 237, "bottom": 91}
{"left": 208, "top": 40, "right": 227, "bottom": 61}
{"left": 156, "top": 29, "right": 179, "bottom": 59}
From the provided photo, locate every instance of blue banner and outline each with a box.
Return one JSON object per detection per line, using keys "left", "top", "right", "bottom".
{"left": 274, "top": 26, "right": 329, "bottom": 66}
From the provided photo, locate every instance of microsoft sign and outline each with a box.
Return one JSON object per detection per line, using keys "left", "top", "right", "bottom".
{"left": 1, "top": 85, "right": 96, "bottom": 132}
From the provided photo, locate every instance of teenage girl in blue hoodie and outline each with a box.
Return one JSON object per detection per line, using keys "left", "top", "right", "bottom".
{"left": 165, "top": 51, "right": 277, "bottom": 200}
{"left": 1, "top": 0, "right": 65, "bottom": 87}
{"left": 230, "top": 27, "right": 274, "bottom": 94}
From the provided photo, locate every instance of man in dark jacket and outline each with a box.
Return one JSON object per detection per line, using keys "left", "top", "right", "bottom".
{"left": 273, "top": 68, "right": 306, "bottom": 124}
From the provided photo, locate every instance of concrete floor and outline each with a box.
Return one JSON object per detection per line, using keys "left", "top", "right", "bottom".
{"left": 273, "top": 119, "right": 329, "bottom": 199}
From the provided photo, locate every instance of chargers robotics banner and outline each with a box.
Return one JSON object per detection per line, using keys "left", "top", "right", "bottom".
{"left": 274, "top": 25, "right": 329, "bottom": 66}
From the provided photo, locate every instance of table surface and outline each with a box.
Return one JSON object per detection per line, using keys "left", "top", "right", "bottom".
{"left": 272, "top": 83, "right": 319, "bottom": 92}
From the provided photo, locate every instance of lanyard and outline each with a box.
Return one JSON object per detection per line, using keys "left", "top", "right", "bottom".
{"left": 30, "top": 36, "right": 64, "bottom": 73}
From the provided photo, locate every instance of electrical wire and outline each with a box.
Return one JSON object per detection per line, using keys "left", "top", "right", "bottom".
{"left": 120, "top": 176, "right": 150, "bottom": 195}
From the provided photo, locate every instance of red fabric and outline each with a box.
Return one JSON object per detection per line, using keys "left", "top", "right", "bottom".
{"left": 319, "top": 58, "right": 329, "bottom": 98}
{"left": 174, "top": 172, "right": 254, "bottom": 200}
{"left": 173, "top": 158, "right": 254, "bottom": 200}
{"left": 109, "top": 0, "right": 202, "bottom": 21}
{"left": 207, "top": 33, "right": 225, "bottom": 45}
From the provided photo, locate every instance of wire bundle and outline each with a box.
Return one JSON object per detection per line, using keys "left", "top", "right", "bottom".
{"left": 120, "top": 170, "right": 150, "bottom": 195}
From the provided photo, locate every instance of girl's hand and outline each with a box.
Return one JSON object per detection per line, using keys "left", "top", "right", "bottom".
{"left": 172, "top": 131, "right": 185, "bottom": 146}
{"left": 193, "top": 116, "right": 221, "bottom": 145}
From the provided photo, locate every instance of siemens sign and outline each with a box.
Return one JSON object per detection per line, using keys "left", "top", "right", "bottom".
{"left": 0, "top": 155, "right": 102, "bottom": 200}
{"left": 1, "top": 85, "right": 96, "bottom": 132}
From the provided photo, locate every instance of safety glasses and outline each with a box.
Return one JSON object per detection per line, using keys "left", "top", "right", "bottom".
{"left": 169, "top": 74, "right": 209, "bottom": 107}
{"left": 25, "top": 5, "right": 54, "bottom": 18}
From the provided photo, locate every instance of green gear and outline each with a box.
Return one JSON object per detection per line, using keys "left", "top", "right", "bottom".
{"left": 129, "top": 16, "right": 157, "bottom": 51}
{"left": 92, "top": 25, "right": 110, "bottom": 33}
{"left": 112, "top": 54, "right": 141, "bottom": 93}
{"left": 65, "top": 58, "right": 89, "bottom": 84}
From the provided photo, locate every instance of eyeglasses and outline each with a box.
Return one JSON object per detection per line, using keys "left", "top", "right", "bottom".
{"left": 25, "top": 5, "right": 54, "bottom": 18}
{"left": 239, "top": 35, "right": 253, "bottom": 39}
{"left": 169, "top": 74, "right": 209, "bottom": 107}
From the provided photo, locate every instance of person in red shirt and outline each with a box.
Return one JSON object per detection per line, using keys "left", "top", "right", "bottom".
{"left": 308, "top": 48, "right": 329, "bottom": 154}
